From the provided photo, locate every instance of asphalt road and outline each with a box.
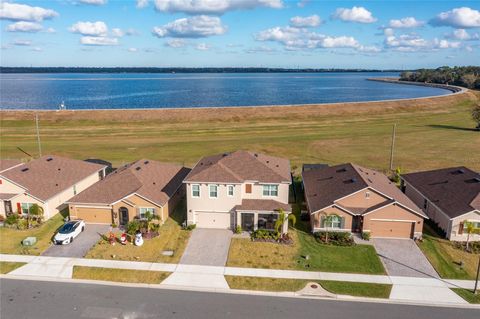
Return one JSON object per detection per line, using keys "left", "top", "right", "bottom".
{"left": 1, "top": 279, "right": 478, "bottom": 319}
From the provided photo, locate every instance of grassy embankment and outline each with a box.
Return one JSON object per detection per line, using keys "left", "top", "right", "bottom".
{"left": 72, "top": 266, "right": 170, "bottom": 284}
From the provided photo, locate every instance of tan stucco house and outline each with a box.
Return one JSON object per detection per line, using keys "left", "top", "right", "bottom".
{"left": 302, "top": 163, "right": 426, "bottom": 239}
{"left": 184, "top": 151, "right": 292, "bottom": 233}
{"left": 0, "top": 156, "right": 106, "bottom": 220}
{"left": 67, "top": 159, "right": 190, "bottom": 226}
{"left": 402, "top": 167, "right": 480, "bottom": 241}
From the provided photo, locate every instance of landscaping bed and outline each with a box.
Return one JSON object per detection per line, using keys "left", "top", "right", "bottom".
{"left": 0, "top": 262, "right": 26, "bottom": 274}
{"left": 417, "top": 225, "right": 479, "bottom": 279}
{"left": 72, "top": 266, "right": 170, "bottom": 284}
{"left": 225, "top": 276, "right": 392, "bottom": 298}
{"left": 0, "top": 214, "right": 64, "bottom": 255}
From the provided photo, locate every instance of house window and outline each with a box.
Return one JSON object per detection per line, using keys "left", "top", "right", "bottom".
{"left": 21, "top": 203, "right": 34, "bottom": 215}
{"left": 227, "top": 185, "right": 234, "bottom": 197}
{"left": 322, "top": 215, "right": 342, "bottom": 229}
{"left": 365, "top": 191, "right": 370, "bottom": 199}
{"left": 192, "top": 184, "right": 200, "bottom": 198}
{"left": 262, "top": 184, "right": 278, "bottom": 196}
{"left": 258, "top": 213, "right": 279, "bottom": 230}
{"left": 138, "top": 207, "right": 155, "bottom": 219}
{"left": 245, "top": 184, "right": 252, "bottom": 194}
{"left": 209, "top": 185, "right": 218, "bottom": 198}
{"left": 470, "top": 221, "right": 480, "bottom": 229}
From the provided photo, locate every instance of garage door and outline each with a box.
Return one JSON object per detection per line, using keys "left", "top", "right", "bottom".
{"left": 195, "top": 212, "right": 231, "bottom": 229}
{"left": 73, "top": 207, "right": 112, "bottom": 224}
{"left": 369, "top": 220, "right": 414, "bottom": 239}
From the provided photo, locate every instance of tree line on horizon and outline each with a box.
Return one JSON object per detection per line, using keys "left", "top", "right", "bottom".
{"left": 400, "top": 66, "right": 480, "bottom": 89}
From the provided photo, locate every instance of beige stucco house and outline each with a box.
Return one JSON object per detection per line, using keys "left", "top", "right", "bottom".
{"left": 184, "top": 151, "right": 292, "bottom": 233}
{"left": 402, "top": 167, "right": 480, "bottom": 241}
{"left": 67, "top": 159, "right": 190, "bottom": 226}
{"left": 0, "top": 156, "right": 106, "bottom": 220}
{"left": 302, "top": 163, "right": 426, "bottom": 239}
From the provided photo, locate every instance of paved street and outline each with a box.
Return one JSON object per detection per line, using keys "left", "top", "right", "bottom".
{"left": 373, "top": 239, "right": 439, "bottom": 278}
{"left": 42, "top": 224, "right": 109, "bottom": 258}
{"left": 1, "top": 279, "right": 478, "bottom": 319}
{"left": 179, "top": 228, "right": 232, "bottom": 266}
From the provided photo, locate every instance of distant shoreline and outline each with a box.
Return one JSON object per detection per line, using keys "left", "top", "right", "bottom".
{"left": 367, "top": 78, "right": 465, "bottom": 93}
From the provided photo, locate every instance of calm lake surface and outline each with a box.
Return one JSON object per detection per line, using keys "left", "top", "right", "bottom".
{"left": 0, "top": 72, "right": 450, "bottom": 110}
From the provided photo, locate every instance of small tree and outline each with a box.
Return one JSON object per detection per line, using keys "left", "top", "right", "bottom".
{"left": 321, "top": 213, "right": 340, "bottom": 244}
{"left": 391, "top": 167, "right": 402, "bottom": 184}
{"left": 472, "top": 104, "right": 480, "bottom": 130}
{"left": 461, "top": 73, "right": 478, "bottom": 89}
{"left": 463, "top": 221, "right": 479, "bottom": 251}
{"left": 274, "top": 209, "right": 296, "bottom": 235}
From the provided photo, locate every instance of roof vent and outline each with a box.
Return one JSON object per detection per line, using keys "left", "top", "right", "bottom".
{"left": 58, "top": 168, "right": 61, "bottom": 171}
{"left": 254, "top": 153, "right": 258, "bottom": 157}
{"left": 276, "top": 165, "right": 279, "bottom": 167}
{"left": 343, "top": 178, "right": 357, "bottom": 184}
{"left": 222, "top": 153, "right": 228, "bottom": 157}
{"left": 465, "top": 177, "right": 480, "bottom": 184}
{"left": 266, "top": 160, "right": 270, "bottom": 163}
{"left": 451, "top": 169, "right": 465, "bottom": 175}
{"left": 153, "top": 182, "right": 156, "bottom": 185}
{"left": 21, "top": 167, "right": 29, "bottom": 172}
{"left": 144, "top": 160, "right": 149, "bottom": 165}
{"left": 55, "top": 183, "right": 58, "bottom": 186}
{"left": 336, "top": 168, "right": 347, "bottom": 173}
{"left": 46, "top": 157, "right": 53, "bottom": 162}
{"left": 135, "top": 167, "right": 141, "bottom": 171}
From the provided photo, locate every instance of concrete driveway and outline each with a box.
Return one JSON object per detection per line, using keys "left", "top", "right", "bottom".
{"left": 179, "top": 229, "right": 232, "bottom": 266}
{"left": 372, "top": 239, "right": 439, "bottom": 278}
{"left": 42, "top": 224, "right": 110, "bottom": 258}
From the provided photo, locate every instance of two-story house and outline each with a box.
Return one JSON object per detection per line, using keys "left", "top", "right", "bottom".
{"left": 303, "top": 163, "right": 426, "bottom": 239}
{"left": 184, "top": 151, "right": 292, "bottom": 233}
{"left": 402, "top": 167, "right": 480, "bottom": 241}
{"left": 0, "top": 156, "right": 106, "bottom": 220}
{"left": 68, "top": 159, "right": 190, "bottom": 225}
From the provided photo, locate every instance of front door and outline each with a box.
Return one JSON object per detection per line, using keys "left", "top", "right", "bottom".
{"left": 119, "top": 207, "right": 129, "bottom": 226}
{"left": 241, "top": 213, "right": 255, "bottom": 231}
{"left": 4, "top": 201, "right": 12, "bottom": 215}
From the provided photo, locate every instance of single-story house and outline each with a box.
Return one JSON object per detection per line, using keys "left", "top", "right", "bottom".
{"left": 67, "top": 159, "right": 190, "bottom": 225}
{"left": 402, "top": 167, "right": 480, "bottom": 241}
{"left": 184, "top": 151, "right": 292, "bottom": 233}
{"left": 302, "top": 163, "right": 426, "bottom": 239}
{"left": 0, "top": 156, "right": 107, "bottom": 220}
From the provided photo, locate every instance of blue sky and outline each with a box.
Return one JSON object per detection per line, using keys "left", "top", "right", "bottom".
{"left": 1, "top": 0, "right": 479, "bottom": 68}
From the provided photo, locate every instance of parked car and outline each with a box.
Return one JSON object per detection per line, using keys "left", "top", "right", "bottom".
{"left": 53, "top": 220, "right": 85, "bottom": 245}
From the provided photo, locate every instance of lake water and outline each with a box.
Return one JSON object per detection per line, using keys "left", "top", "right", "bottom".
{"left": 0, "top": 72, "right": 450, "bottom": 110}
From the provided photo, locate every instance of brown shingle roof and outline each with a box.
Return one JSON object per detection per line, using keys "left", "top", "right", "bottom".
{"left": 0, "top": 159, "right": 23, "bottom": 173}
{"left": 302, "top": 163, "right": 424, "bottom": 217}
{"left": 184, "top": 151, "right": 291, "bottom": 184}
{"left": 234, "top": 199, "right": 291, "bottom": 212}
{"left": 0, "top": 193, "right": 18, "bottom": 200}
{"left": 69, "top": 159, "right": 191, "bottom": 206}
{"left": 1, "top": 155, "right": 106, "bottom": 201}
{"left": 402, "top": 167, "right": 480, "bottom": 218}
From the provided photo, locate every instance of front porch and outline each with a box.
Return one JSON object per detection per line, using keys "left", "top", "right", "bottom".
{"left": 233, "top": 199, "right": 292, "bottom": 234}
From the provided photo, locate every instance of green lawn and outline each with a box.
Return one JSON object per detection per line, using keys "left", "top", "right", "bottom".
{"left": 85, "top": 201, "right": 190, "bottom": 263}
{"left": 451, "top": 289, "right": 480, "bottom": 304}
{"left": 1, "top": 92, "right": 479, "bottom": 174}
{"left": 417, "top": 225, "right": 479, "bottom": 279}
{"left": 0, "top": 214, "right": 64, "bottom": 255}
{"left": 227, "top": 228, "right": 385, "bottom": 274}
{"left": 72, "top": 266, "right": 170, "bottom": 284}
{"left": 0, "top": 262, "right": 26, "bottom": 274}
{"left": 225, "top": 276, "right": 392, "bottom": 298}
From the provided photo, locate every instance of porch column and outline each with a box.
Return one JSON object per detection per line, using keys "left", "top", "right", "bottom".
{"left": 253, "top": 212, "right": 258, "bottom": 231}
{"left": 236, "top": 211, "right": 241, "bottom": 227}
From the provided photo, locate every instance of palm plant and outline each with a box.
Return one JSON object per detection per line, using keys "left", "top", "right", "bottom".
{"left": 321, "top": 212, "right": 340, "bottom": 244}
{"left": 274, "top": 209, "right": 296, "bottom": 235}
{"left": 464, "top": 221, "right": 478, "bottom": 251}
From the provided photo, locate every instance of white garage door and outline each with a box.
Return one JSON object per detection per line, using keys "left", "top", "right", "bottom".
{"left": 196, "top": 212, "right": 231, "bottom": 229}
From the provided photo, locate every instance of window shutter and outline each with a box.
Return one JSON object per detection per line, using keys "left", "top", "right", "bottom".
{"left": 341, "top": 217, "right": 345, "bottom": 229}
{"left": 245, "top": 184, "right": 252, "bottom": 193}
{"left": 458, "top": 222, "right": 464, "bottom": 235}
{"left": 17, "top": 203, "right": 22, "bottom": 214}
{"left": 320, "top": 216, "right": 325, "bottom": 228}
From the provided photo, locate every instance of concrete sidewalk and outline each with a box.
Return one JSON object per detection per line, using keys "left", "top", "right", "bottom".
{"left": 1, "top": 253, "right": 476, "bottom": 305}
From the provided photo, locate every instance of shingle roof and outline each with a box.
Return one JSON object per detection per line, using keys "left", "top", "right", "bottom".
{"left": 0, "top": 159, "right": 23, "bottom": 173}
{"left": 402, "top": 167, "right": 480, "bottom": 218}
{"left": 1, "top": 155, "right": 106, "bottom": 201}
{"left": 302, "top": 163, "right": 424, "bottom": 217}
{"left": 234, "top": 199, "right": 291, "bottom": 212}
{"left": 68, "top": 159, "right": 191, "bottom": 207}
{"left": 0, "top": 193, "right": 18, "bottom": 200}
{"left": 184, "top": 151, "right": 291, "bottom": 184}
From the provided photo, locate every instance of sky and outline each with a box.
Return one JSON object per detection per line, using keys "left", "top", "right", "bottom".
{"left": 0, "top": 0, "right": 479, "bottom": 68}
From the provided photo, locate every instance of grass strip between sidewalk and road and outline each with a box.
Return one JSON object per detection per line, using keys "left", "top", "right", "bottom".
{"left": 0, "top": 262, "right": 26, "bottom": 274}
{"left": 225, "top": 276, "right": 392, "bottom": 298}
{"left": 451, "top": 288, "right": 480, "bottom": 304}
{"left": 72, "top": 266, "right": 171, "bottom": 284}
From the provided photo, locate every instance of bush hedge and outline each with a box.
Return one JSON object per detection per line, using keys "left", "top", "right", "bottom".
{"left": 313, "top": 231, "right": 354, "bottom": 246}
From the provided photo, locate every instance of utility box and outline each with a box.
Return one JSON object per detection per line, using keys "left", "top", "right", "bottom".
{"left": 22, "top": 237, "right": 37, "bottom": 246}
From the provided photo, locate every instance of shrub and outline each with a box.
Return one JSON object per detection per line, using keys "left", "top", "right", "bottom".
{"left": 251, "top": 229, "right": 280, "bottom": 241}
{"left": 5, "top": 214, "right": 19, "bottom": 226}
{"left": 185, "top": 224, "right": 196, "bottom": 231}
{"left": 234, "top": 225, "right": 242, "bottom": 234}
{"left": 362, "top": 231, "right": 371, "bottom": 241}
{"left": 111, "top": 223, "right": 118, "bottom": 228}
{"left": 313, "top": 231, "right": 354, "bottom": 246}
{"left": 126, "top": 220, "right": 140, "bottom": 235}
{"left": 16, "top": 219, "right": 28, "bottom": 230}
